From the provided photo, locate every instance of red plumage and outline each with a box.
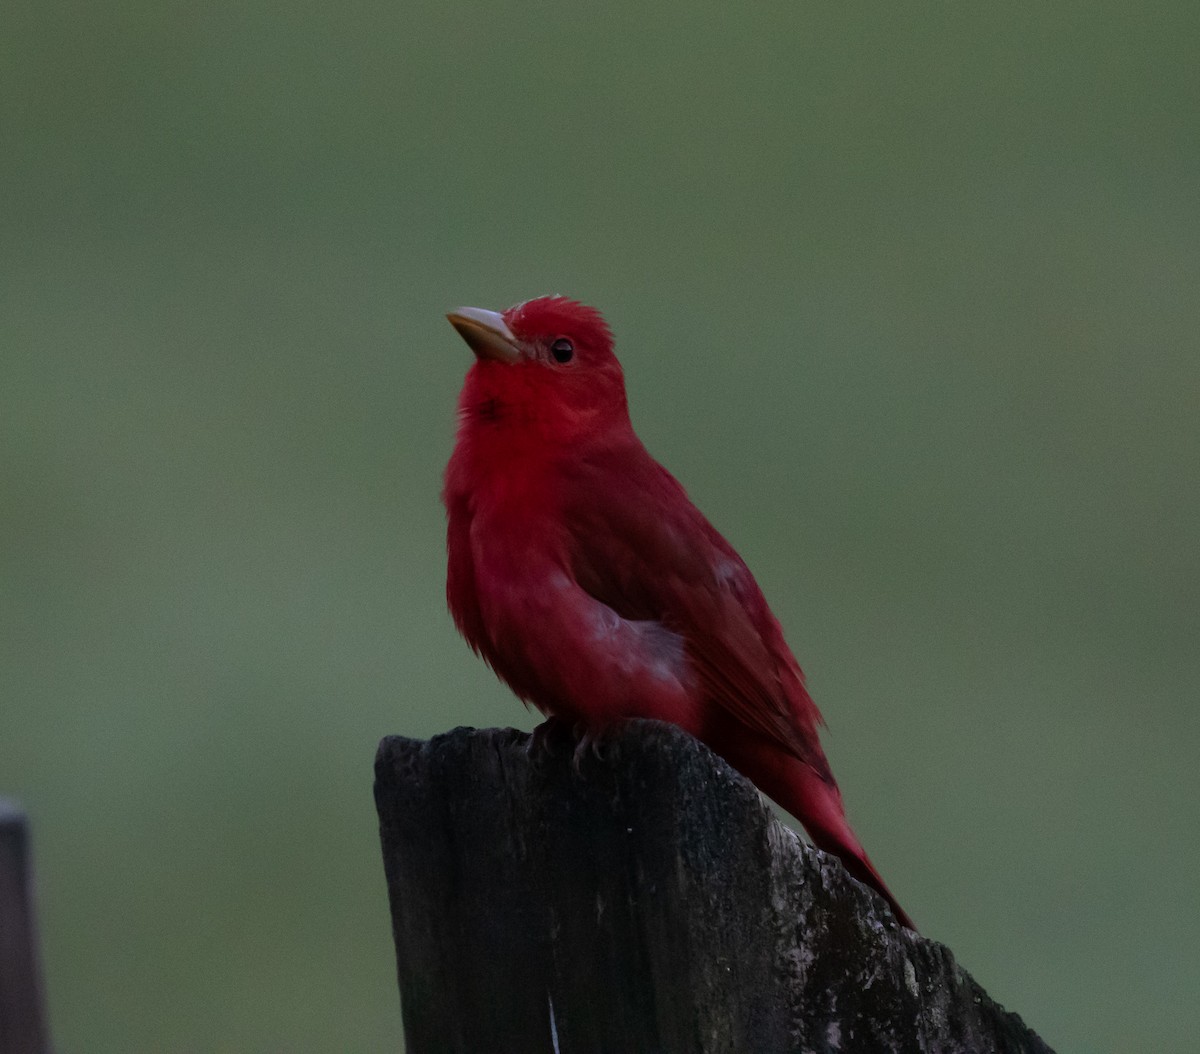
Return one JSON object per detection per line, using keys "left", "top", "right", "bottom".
{"left": 443, "top": 295, "right": 915, "bottom": 930}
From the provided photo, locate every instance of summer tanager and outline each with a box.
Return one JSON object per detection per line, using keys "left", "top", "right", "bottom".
{"left": 443, "top": 296, "right": 914, "bottom": 930}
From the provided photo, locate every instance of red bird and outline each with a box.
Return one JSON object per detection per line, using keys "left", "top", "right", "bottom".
{"left": 443, "top": 296, "right": 915, "bottom": 930}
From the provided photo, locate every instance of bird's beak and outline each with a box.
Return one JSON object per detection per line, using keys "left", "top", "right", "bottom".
{"left": 446, "top": 307, "right": 521, "bottom": 364}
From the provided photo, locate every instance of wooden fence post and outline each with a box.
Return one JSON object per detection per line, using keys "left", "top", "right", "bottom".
{"left": 0, "top": 800, "right": 51, "bottom": 1054}
{"left": 375, "top": 720, "right": 1052, "bottom": 1054}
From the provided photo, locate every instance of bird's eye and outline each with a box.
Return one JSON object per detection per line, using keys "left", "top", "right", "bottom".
{"left": 550, "top": 338, "right": 574, "bottom": 363}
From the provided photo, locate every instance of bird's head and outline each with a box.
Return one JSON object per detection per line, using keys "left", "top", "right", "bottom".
{"left": 447, "top": 296, "right": 630, "bottom": 444}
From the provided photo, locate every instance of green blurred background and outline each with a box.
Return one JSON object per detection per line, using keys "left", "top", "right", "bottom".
{"left": 3, "top": 1, "right": 1197, "bottom": 1050}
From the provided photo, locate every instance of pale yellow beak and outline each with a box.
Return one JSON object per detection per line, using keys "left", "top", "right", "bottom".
{"left": 446, "top": 306, "right": 521, "bottom": 363}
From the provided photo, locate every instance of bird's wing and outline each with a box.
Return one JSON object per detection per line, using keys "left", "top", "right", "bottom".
{"left": 563, "top": 446, "right": 833, "bottom": 784}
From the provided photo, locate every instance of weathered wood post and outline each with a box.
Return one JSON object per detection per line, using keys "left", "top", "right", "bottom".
{"left": 376, "top": 720, "right": 1052, "bottom": 1053}
{"left": 0, "top": 800, "right": 51, "bottom": 1054}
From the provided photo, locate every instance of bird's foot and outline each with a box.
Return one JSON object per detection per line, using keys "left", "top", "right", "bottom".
{"left": 571, "top": 723, "right": 609, "bottom": 776}
{"left": 525, "top": 715, "right": 574, "bottom": 759}
{"left": 526, "top": 717, "right": 611, "bottom": 774}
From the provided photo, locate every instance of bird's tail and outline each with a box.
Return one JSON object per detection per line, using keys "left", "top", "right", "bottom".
{"left": 797, "top": 775, "right": 917, "bottom": 931}
{"left": 721, "top": 732, "right": 916, "bottom": 931}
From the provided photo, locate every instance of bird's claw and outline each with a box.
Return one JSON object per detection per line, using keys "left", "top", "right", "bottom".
{"left": 525, "top": 716, "right": 572, "bottom": 759}
{"left": 571, "top": 724, "right": 608, "bottom": 776}
{"left": 526, "top": 718, "right": 608, "bottom": 774}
